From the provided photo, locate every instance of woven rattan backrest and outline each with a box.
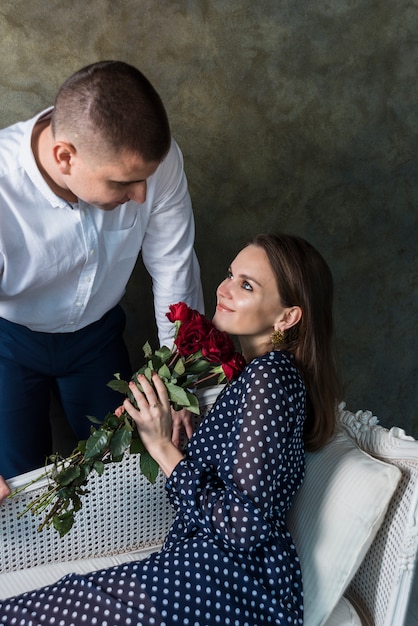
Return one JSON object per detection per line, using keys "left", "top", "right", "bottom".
{"left": 0, "top": 385, "right": 224, "bottom": 574}
{"left": 340, "top": 405, "right": 418, "bottom": 626}
{"left": 1, "top": 457, "right": 174, "bottom": 573}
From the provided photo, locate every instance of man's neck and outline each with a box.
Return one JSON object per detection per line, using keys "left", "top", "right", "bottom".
{"left": 31, "top": 119, "right": 78, "bottom": 202}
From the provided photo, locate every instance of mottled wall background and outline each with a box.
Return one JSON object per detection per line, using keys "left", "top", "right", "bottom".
{"left": 0, "top": 0, "right": 417, "bottom": 434}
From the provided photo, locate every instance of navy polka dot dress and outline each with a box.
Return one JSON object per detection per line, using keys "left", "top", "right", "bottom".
{"left": 0, "top": 351, "right": 306, "bottom": 625}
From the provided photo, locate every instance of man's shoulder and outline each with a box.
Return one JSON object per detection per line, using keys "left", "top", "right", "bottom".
{"left": 0, "top": 115, "right": 29, "bottom": 141}
{"left": 0, "top": 109, "right": 51, "bottom": 177}
{"left": 153, "top": 138, "right": 184, "bottom": 178}
{"left": 0, "top": 117, "right": 28, "bottom": 176}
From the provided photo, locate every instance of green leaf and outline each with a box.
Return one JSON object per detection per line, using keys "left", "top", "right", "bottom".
{"left": 53, "top": 510, "right": 75, "bottom": 537}
{"left": 87, "top": 414, "right": 103, "bottom": 424}
{"left": 107, "top": 379, "right": 130, "bottom": 395}
{"left": 185, "top": 359, "right": 212, "bottom": 374}
{"left": 155, "top": 346, "right": 172, "bottom": 362}
{"left": 185, "top": 391, "right": 200, "bottom": 415}
{"left": 103, "top": 413, "right": 120, "bottom": 430}
{"left": 217, "top": 372, "right": 227, "bottom": 384}
{"left": 158, "top": 363, "right": 171, "bottom": 380}
{"left": 165, "top": 381, "right": 191, "bottom": 407}
{"left": 71, "top": 492, "right": 83, "bottom": 512}
{"left": 140, "top": 451, "right": 159, "bottom": 483}
{"left": 110, "top": 427, "right": 132, "bottom": 459}
{"left": 124, "top": 415, "right": 134, "bottom": 431}
{"left": 93, "top": 460, "right": 105, "bottom": 475}
{"left": 78, "top": 464, "right": 92, "bottom": 483}
{"left": 174, "top": 359, "right": 186, "bottom": 376}
{"left": 130, "top": 436, "right": 146, "bottom": 455}
{"left": 84, "top": 429, "right": 111, "bottom": 460}
{"left": 55, "top": 465, "right": 81, "bottom": 486}
{"left": 149, "top": 353, "right": 163, "bottom": 370}
{"left": 142, "top": 341, "right": 153, "bottom": 358}
{"left": 56, "top": 486, "right": 73, "bottom": 501}
{"left": 77, "top": 439, "right": 87, "bottom": 453}
{"left": 141, "top": 366, "right": 152, "bottom": 382}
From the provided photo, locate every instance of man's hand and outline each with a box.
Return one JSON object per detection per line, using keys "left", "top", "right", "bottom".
{"left": 0, "top": 476, "right": 11, "bottom": 505}
{"left": 171, "top": 408, "right": 194, "bottom": 449}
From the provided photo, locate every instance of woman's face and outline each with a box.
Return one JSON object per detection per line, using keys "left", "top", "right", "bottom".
{"left": 213, "top": 244, "right": 285, "bottom": 358}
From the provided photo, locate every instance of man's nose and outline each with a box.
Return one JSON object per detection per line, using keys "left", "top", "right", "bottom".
{"left": 128, "top": 181, "right": 147, "bottom": 204}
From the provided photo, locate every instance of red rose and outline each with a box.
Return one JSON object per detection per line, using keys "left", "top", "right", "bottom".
{"left": 222, "top": 353, "right": 247, "bottom": 381}
{"left": 201, "top": 327, "right": 236, "bottom": 363}
{"left": 166, "top": 302, "right": 197, "bottom": 324}
{"left": 174, "top": 315, "right": 213, "bottom": 357}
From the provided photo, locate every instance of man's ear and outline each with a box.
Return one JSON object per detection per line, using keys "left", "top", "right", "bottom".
{"left": 277, "top": 306, "right": 302, "bottom": 331}
{"left": 52, "top": 141, "right": 76, "bottom": 175}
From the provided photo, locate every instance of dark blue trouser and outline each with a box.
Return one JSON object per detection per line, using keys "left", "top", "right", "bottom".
{"left": 0, "top": 306, "right": 132, "bottom": 479}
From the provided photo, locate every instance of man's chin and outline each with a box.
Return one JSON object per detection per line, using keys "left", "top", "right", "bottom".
{"left": 94, "top": 201, "right": 121, "bottom": 211}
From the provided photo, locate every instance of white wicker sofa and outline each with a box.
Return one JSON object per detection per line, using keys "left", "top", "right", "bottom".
{"left": 1, "top": 385, "right": 418, "bottom": 626}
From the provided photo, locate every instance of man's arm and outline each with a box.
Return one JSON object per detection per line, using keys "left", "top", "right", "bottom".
{"left": 141, "top": 139, "right": 204, "bottom": 347}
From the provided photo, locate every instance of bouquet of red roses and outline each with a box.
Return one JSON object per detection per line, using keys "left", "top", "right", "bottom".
{"left": 12, "top": 303, "right": 246, "bottom": 536}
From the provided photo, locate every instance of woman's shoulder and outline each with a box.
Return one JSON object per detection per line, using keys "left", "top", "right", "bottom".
{"left": 241, "top": 350, "right": 303, "bottom": 386}
{"left": 246, "top": 350, "right": 294, "bottom": 372}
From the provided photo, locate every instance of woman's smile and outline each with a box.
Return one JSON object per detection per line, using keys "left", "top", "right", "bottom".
{"left": 216, "top": 301, "right": 234, "bottom": 313}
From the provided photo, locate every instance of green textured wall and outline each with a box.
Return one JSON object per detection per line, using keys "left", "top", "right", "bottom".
{"left": 1, "top": 0, "right": 417, "bottom": 434}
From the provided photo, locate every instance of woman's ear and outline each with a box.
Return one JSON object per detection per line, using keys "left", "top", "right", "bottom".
{"left": 277, "top": 306, "right": 302, "bottom": 331}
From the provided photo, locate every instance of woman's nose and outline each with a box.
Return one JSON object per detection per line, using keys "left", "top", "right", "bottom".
{"left": 217, "top": 278, "right": 231, "bottom": 299}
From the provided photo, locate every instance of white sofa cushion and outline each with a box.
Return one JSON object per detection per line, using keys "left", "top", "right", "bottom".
{"left": 0, "top": 546, "right": 162, "bottom": 600}
{"left": 287, "top": 427, "right": 401, "bottom": 626}
{"left": 323, "top": 596, "right": 362, "bottom": 626}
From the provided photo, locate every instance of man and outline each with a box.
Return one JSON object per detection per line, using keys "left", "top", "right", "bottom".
{"left": 0, "top": 60, "right": 204, "bottom": 479}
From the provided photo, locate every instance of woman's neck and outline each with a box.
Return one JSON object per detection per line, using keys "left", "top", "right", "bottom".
{"left": 239, "top": 337, "right": 273, "bottom": 363}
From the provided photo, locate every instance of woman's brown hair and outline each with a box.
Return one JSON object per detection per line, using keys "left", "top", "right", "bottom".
{"left": 251, "top": 233, "right": 341, "bottom": 450}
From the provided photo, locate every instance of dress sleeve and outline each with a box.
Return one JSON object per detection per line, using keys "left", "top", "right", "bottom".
{"left": 165, "top": 358, "right": 306, "bottom": 554}
{"left": 140, "top": 139, "right": 204, "bottom": 347}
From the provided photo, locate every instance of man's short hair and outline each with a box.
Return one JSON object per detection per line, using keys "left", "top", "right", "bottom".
{"left": 51, "top": 60, "right": 171, "bottom": 162}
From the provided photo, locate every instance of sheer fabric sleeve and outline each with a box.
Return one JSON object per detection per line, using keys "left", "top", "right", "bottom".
{"left": 165, "top": 356, "right": 306, "bottom": 554}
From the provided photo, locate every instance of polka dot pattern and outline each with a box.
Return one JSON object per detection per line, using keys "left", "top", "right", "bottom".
{"left": 0, "top": 351, "right": 305, "bottom": 625}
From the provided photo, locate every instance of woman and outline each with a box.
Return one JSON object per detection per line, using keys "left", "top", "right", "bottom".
{"left": 0, "top": 476, "right": 10, "bottom": 504}
{"left": 0, "top": 233, "right": 340, "bottom": 625}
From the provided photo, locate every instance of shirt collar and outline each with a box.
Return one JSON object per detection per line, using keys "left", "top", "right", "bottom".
{"left": 20, "top": 107, "right": 72, "bottom": 210}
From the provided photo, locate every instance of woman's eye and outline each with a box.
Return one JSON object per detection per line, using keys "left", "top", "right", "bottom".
{"left": 226, "top": 270, "right": 233, "bottom": 279}
{"left": 242, "top": 281, "right": 253, "bottom": 291}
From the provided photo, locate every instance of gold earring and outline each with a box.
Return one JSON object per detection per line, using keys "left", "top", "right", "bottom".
{"left": 270, "top": 329, "right": 285, "bottom": 346}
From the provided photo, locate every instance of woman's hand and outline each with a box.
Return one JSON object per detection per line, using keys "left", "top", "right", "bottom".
{"left": 122, "top": 373, "right": 183, "bottom": 477}
{"left": 0, "top": 475, "right": 11, "bottom": 505}
{"left": 171, "top": 408, "right": 194, "bottom": 448}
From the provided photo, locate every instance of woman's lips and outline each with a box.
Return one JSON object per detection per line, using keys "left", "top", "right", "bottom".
{"left": 216, "top": 302, "right": 234, "bottom": 312}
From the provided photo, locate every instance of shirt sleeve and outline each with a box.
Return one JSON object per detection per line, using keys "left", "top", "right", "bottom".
{"left": 140, "top": 139, "right": 204, "bottom": 347}
{"left": 165, "top": 360, "right": 306, "bottom": 554}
